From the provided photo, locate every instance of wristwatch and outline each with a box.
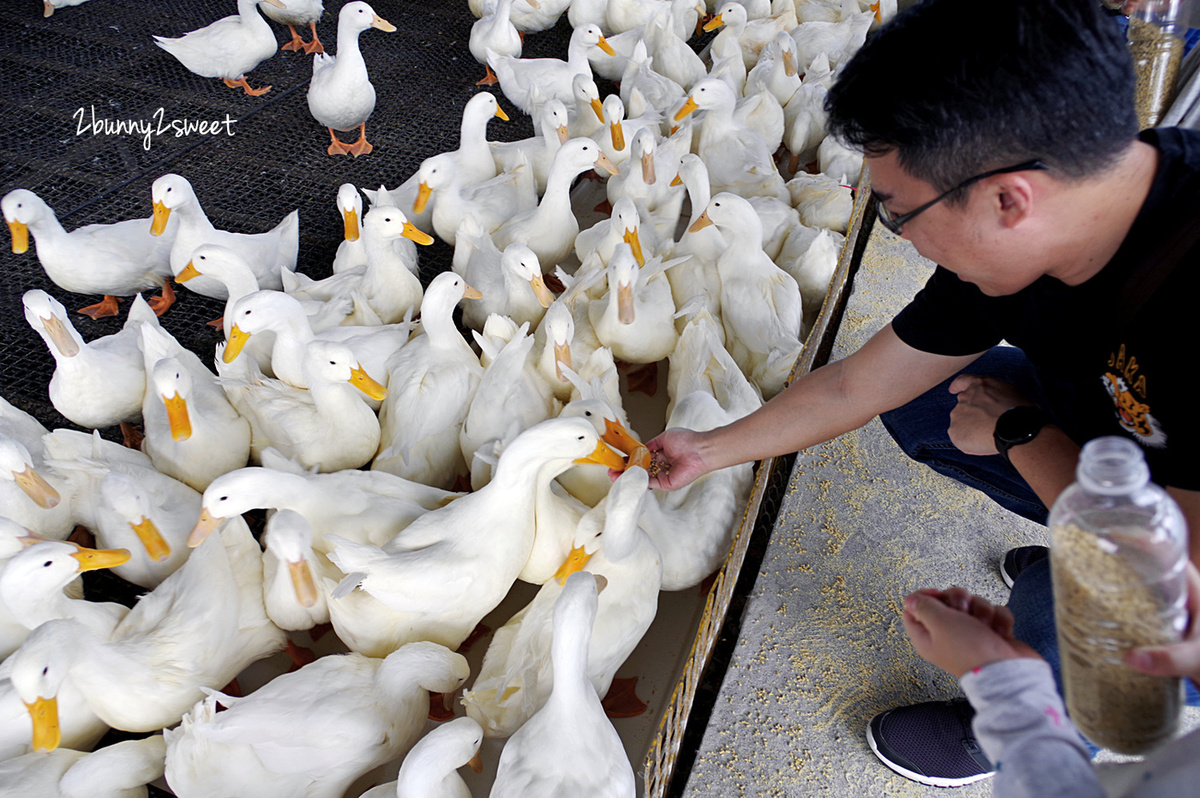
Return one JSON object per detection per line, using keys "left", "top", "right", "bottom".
{"left": 993, "top": 406, "right": 1051, "bottom": 463}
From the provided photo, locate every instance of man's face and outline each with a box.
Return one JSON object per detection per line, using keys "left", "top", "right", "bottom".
{"left": 866, "top": 151, "right": 1045, "bottom": 297}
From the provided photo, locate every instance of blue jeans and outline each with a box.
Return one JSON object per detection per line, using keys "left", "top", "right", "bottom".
{"left": 880, "top": 347, "right": 1200, "bottom": 731}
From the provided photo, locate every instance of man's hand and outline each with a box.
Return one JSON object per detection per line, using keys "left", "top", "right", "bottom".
{"left": 903, "top": 586, "right": 1042, "bottom": 678}
{"left": 641, "top": 428, "right": 712, "bottom": 491}
{"left": 948, "top": 374, "right": 1034, "bottom": 456}
{"left": 1126, "top": 562, "right": 1200, "bottom": 687}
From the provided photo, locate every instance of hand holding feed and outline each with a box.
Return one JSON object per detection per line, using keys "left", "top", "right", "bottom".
{"left": 639, "top": 428, "right": 712, "bottom": 491}
{"left": 1126, "top": 562, "right": 1200, "bottom": 686}
{"left": 948, "top": 375, "right": 1034, "bottom": 456}
{"left": 903, "top": 587, "right": 1042, "bottom": 678}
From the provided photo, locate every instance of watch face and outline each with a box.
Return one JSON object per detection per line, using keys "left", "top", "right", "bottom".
{"left": 995, "top": 406, "right": 1050, "bottom": 456}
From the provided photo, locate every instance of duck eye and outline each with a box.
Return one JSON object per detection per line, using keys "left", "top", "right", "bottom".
{"left": 219, "top": 495, "right": 228, "bottom": 502}
{"left": 43, "top": 561, "right": 52, "bottom": 567}
{"left": 42, "top": 666, "right": 49, "bottom": 676}
{"left": 329, "top": 360, "right": 336, "bottom": 365}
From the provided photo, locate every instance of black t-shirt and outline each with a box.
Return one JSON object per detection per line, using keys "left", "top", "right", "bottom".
{"left": 892, "top": 127, "right": 1200, "bottom": 490}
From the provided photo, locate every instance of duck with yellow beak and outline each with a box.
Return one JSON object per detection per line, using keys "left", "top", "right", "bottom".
{"left": 325, "top": 416, "right": 628, "bottom": 653}
{"left": 307, "top": 1, "right": 396, "bottom": 156}
{"left": 0, "top": 540, "right": 132, "bottom": 649}
{"left": 221, "top": 340, "right": 388, "bottom": 473}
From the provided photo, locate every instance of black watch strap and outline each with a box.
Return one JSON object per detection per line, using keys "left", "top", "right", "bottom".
{"left": 993, "top": 406, "right": 1051, "bottom": 463}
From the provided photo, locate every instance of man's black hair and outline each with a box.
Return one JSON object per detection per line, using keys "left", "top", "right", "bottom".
{"left": 827, "top": 0, "right": 1139, "bottom": 199}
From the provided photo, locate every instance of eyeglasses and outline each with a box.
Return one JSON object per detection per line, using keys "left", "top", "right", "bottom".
{"left": 875, "top": 160, "right": 1048, "bottom": 235}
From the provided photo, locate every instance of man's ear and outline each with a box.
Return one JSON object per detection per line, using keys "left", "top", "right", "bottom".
{"left": 992, "top": 175, "right": 1035, "bottom": 229}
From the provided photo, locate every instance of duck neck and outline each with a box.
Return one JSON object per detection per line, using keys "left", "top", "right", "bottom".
{"left": 565, "top": 29, "right": 593, "bottom": 73}
{"left": 335, "top": 24, "right": 368, "bottom": 73}
{"left": 547, "top": 619, "right": 594, "bottom": 704}
{"left": 238, "top": 0, "right": 271, "bottom": 31}
{"left": 420, "top": 299, "right": 468, "bottom": 352}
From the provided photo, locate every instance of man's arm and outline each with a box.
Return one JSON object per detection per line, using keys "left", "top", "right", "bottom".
{"left": 647, "top": 324, "right": 982, "bottom": 489}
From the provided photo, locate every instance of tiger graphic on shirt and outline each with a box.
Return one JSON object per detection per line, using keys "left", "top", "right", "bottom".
{"left": 1102, "top": 344, "right": 1166, "bottom": 448}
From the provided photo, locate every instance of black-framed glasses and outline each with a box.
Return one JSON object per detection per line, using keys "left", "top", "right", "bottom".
{"left": 875, "top": 160, "right": 1048, "bottom": 235}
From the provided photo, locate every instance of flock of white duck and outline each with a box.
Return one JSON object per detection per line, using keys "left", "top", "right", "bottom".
{"left": 2, "top": 0, "right": 887, "bottom": 794}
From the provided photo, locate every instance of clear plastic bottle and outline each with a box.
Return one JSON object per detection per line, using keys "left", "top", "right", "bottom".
{"left": 1049, "top": 436, "right": 1188, "bottom": 754}
{"left": 1128, "top": 0, "right": 1192, "bottom": 128}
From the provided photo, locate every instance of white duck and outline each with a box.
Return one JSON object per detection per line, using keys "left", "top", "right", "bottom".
{"left": 0, "top": 540, "right": 131, "bottom": 648}
{"left": 415, "top": 152, "right": 537, "bottom": 247}
{"left": 491, "top": 138, "right": 618, "bottom": 270}
{"left": 605, "top": 128, "right": 686, "bottom": 241}
{"left": 664, "top": 153, "right": 726, "bottom": 321}
{"left": 283, "top": 205, "right": 429, "bottom": 324}
{"left": 587, "top": 244, "right": 685, "bottom": 365}
{"left": 163, "top": 642, "right": 469, "bottom": 798}
{"left": 190, "top": 457, "right": 460, "bottom": 552}
{"left": 261, "top": 0, "right": 325, "bottom": 54}
{"left": 488, "top": 571, "right": 636, "bottom": 797}
{"left": 220, "top": 290, "right": 411, "bottom": 391}
{"left": 3, "top": 189, "right": 177, "bottom": 319}
{"left": 492, "top": 98, "right": 571, "bottom": 195}
{"left": 220, "top": 340, "right": 388, "bottom": 472}
{"left": 180, "top": 243, "right": 351, "bottom": 343}
{"left": 41, "top": 429, "right": 201, "bottom": 588}
{"left": 373, "top": 272, "right": 484, "bottom": 490}
{"left": 154, "top": 0, "right": 287, "bottom": 96}
{"left": 574, "top": 197, "right": 657, "bottom": 269}
{"left": 692, "top": 193, "right": 803, "bottom": 398}
{"left": 666, "top": 305, "right": 761, "bottom": 418}
{"left": 307, "top": 1, "right": 396, "bottom": 156}
{"left": 0, "top": 734, "right": 166, "bottom": 798}
{"left": 487, "top": 24, "right": 616, "bottom": 115}
{"left": 150, "top": 173, "right": 299, "bottom": 299}
{"left": 782, "top": 59, "right": 832, "bottom": 172}
{"left": 508, "top": 0, "right": 571, "bottom": 31}
{"left": 593, "top": 94, "right": 663, "bottom": 173}
{"left": 531, "top": 298, "right": 601, "bottom": 403}
{"left": 790, "top": 2, "right": 873, "bottom": 69}
{"left": 260, "top": 509, "right": 332, "bottom": 631}
{"left": 23, "top": 289, "right": 155, "bottom": 430}
{"left": 704, "top": 1, "right": 796, "bottom": 70}
{"left": 788, "top": 170, "right": 853, "bottom": 233}
{"left": 674, "top": 78, "right": 787, "bottom": 200}
{"left": 745, "top": 31, "right": 802, "bottom": 107}
{"left": 459, "top": 320, "right": 560, "bottom": 490}
{"left": 566, "top": 73, "right": 607, "bottom": 140}
{"left": 139, "top": 324, "right": 251, "bottom": 492}
{"left": 471, "top": 0, "right": 523, "bottom": 86}
{"left": 326, "top": 416, "right": 626, "bottom": 652}
{"left": 8, "top": 515, "right": 285, "bottom": 740}
{"left": 618, "top": 40, "right": 685, "bottom": 122}
{"left": 360, "top": 715, "right": 484, "bottom": 798}
{"left": 0, "top": 437, "right": 73, "bottom": 541}
{"left": 644, "top": 391, "right": 757, "bottom": 589}
{"left": 332, "top": 183, "right": 368, "bottom": 273}
{"left": 463, "top": 467, "right": 659, "bottom": 738}
{"left": 455, "top": 232, "right": 554, "bottom": 332}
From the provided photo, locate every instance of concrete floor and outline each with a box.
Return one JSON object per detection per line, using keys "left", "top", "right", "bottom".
{"left": 677, "top": 226, "right": 1197, "bottom": 796}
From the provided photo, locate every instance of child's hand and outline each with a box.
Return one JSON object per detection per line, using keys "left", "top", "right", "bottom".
{"left": 903, "top": 587, "right": 1042, "bottom": 678}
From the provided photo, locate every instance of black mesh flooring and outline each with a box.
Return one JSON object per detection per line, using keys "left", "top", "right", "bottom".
{"left": 0, "top": 0, "right": 592, "bottom": 434}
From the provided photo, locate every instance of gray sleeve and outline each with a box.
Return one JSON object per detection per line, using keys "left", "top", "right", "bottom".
{"left": 960, "top": 659, "right": 1101, "bottom": 798}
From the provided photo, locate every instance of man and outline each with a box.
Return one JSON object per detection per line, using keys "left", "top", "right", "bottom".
{"left": 647, "top": 0, "right": 1200, "bottom": 786}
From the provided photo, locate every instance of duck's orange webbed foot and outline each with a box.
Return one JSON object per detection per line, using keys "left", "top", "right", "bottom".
{"left": 146, "top": 280, "right": 176, "bottom": 316}
{"left": 344, "top": 123, "right": 374, "bottom": 157}
{"left": 223, "top": 77, "right": 271, "bottom": 96}
{"left": 602, "top": 676, "right": 647, "bottom": 718}
{"left": 281, "top": 25, "right": 307, "bottom": 51}
{"left": 77, "top": 295, "right": 121, "bottom": 319}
